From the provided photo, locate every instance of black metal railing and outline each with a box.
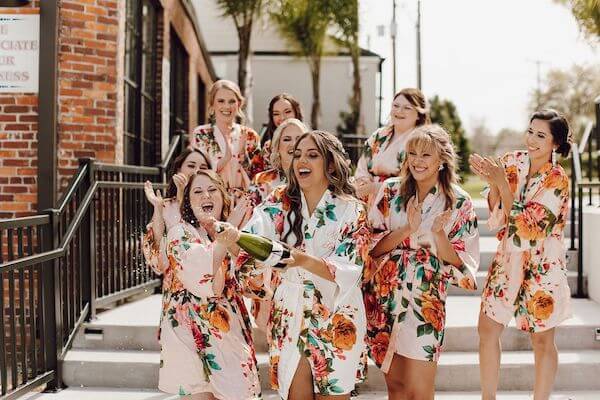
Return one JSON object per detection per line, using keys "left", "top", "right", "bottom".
{"left": 0, "top": 133, "right": 184, "bottom": 399}
{"left": 341, "top": 133, "right": 369, "bottom": 166}
{"left": 570, "top": 97, "right": 600, "bottom": 298}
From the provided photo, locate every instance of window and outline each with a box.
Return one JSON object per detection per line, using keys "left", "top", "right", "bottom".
{"left": 124, "top": 0, "right": 159, "bottom": 166}
{"left": 170, "top": 30, "right": 189, "bottom": 139}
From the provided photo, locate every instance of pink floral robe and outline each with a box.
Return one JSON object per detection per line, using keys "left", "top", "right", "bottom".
{"left": 191, "top": 123, "right": 265, "bottom": 192}
{"left": 364, "top": 179, "right": 479, "bottom": 368}
{"left": 481, "top": 151, "right": 572, "bottom": 332}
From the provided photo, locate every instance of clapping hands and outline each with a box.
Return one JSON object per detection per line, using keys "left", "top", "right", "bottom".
{"left": 144, "top": 181, "right": 164, "bottom": 209}
{"left": 469, "top": 154, "right": 506, "bottom": 187}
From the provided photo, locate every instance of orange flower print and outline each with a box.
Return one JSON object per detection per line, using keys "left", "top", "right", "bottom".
{"left": 459, "top": 276, "right": 476, "bottom": 290}
{"left": 312, "top": 303, "right": 331, "bottom": 320}
{"left": 369, "top": 331, "right": 390, "bottom": 366}
{"left": 421, "top": 292, "right": 445, "bottom": 332}
{"left": 209, "top": 305, "right": 231, "bottom": 332}
{"left": 514, "top": 202, "right": 547, "bottom": 240}
{"left": 331, "top": 314, "right": 357, "bottom": 350}
{"left": 374, "top": 260, "right": 399, "bottom": 297}
{"left": 269, "top": 355, "right": 279, "bottom": 389}
{"left": 506, "top": 165, "right": 518, "bottom": 193}
{"left": 527, "top": 290, "right": 554, "bottom": 320}
{"left": 364, "top": 292, "right": 387, "bottom": 330}
{"left": 543, "top": 168, "right": 568, "bottom": 193}
{"left": 310, "top": 347, "right": 329, "bottom": 381}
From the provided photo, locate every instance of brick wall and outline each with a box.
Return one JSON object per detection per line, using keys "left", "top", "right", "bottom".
{"left": 57, "top": 0, "right": 119, "bottom": 191}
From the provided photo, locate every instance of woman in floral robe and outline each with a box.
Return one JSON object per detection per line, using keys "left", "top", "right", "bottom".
{"left": 354, "top": 88, "right": 430, "bottom": 205}
{"left": 227, "top": 131, "right": 370, "bottom": 400}
{"left": 248, "top": 119, "right": 308, "bottom": 332}
{"left": 149, "top": 170, "right": 261, "bottom": 399}
{"left": 470, "top": 110, "right": 572, "bottom": 400}
{"left": 364, "top": 124, "right": 479, "bottom": 399}
{"left": 191, "top": 80, "right": 265, "bottom": 194}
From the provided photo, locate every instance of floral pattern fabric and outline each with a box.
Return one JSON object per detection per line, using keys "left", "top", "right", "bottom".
{"left": 355, "top": 126, "right": 411, "bottom": 203}
{"left": 191, "top": 124, "right": 265, "bottom": 191}
{"left": 364, "top": 178, "right": 479, "bottom": 369}
{"left": 155, "top": 222, "right": 261, "bottom": 399}
{"left": 481, "top": 151, "right": 572, "bottom": 332}
{"left": 238, "top": 187, "right": 370, "bottom": 399}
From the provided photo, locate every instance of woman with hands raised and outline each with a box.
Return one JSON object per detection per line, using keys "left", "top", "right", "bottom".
{"left": 364, "top": 124, "right": 480, "bottom": 400}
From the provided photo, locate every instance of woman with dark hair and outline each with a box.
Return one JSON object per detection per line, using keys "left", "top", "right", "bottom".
{"left": 221, "top": 131, "right": 370, "bottom": 400}
{"left": 191, "top": 80, "right": 265, "bottom": 194}
{"left": 354, "top": 88, "right": 430, "bottom": 205}
{"left": 155, "top": 169, "right": 261, "bottom": 399}
{"left": 364, "top": 124, "right": 480, "bottom": 399}
{"left": 142, "top": 148, "right": 210, "bottom": 275}
{"left": 471, "top": 109, "right": 573, "bottom": 400}
{"left": 260, "top": 93, "right": 305, "bottom": 167}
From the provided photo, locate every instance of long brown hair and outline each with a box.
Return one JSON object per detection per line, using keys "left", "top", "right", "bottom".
{"left": 261, "top": 93, "right": 304, "bottom": 147}
{"left": 283, "top": 130, "right": 356, "bottom": 246}
{"left": 399, "top": 124, "right": 458, "bottom": 210}
{"left": 180, "top": 170, "right": 231, "bottom": 227}
{"left": 388, "top": 88, "right": 431, "bottom": 128}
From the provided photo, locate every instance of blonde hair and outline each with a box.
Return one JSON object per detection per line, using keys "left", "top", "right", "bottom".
{"left": 207, "top": 79, "right": 245, "bottom": 122}
{"left": 399, "top": 124, "right": 458, "bottom": 210}
{"left": 269, "top": 118, "right": 309, "bottom": 170}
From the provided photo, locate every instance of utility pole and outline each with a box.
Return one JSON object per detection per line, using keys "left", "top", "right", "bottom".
{"left": 528, "top": 59, "right": 545, "bottom": 109}
{"left": 416, "top": 0, "right": 422, "bottom": 90}
{"left": 391, "top": 0, "right": 397, "bottom": 95}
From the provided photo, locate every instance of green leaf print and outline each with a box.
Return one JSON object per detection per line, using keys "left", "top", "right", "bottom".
{"left": 423, "top": 345, "right": 435, "bottom": 355}
{"left": 414, "top": 310, "right": 425, "bottom": 322}
{"left": 398, "top": 311, "right": 407, "bottom": 323}
{"left": 417, "top": 324, "right": 427, "bottom": 337}
{"left": 424, "top": 324, "right": 434, "bottom": 335}
{"left": 420, "top": 281, "right": 430, "bottom": 292}
{"left": 401, "top": 297, "right": 409, "bottom": 308}
{"left": 208, "top": 359, "right": 222, "bottom": 370}
{"left": 513, "top": 235, "right": 521, "bottom": 247}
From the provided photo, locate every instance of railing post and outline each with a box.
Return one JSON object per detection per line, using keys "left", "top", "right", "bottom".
{"left": 79, "top": 158, "right": 96, "bottom": 321}
{"left": 570, "top": 156, "right": 576, "bottom": 250}
{"left": 576, "top": 185, "right": 584, "bottom": 298}
{"left": 41, "top": 209, "right": 63, "bottom": 391}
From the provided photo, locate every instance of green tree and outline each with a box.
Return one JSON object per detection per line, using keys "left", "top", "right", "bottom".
{"left": 429, "top": 95, "right": 471, "bottom": 178}
{"left": 331, "top": 0, "right": 362, "bottom": 135}
{"left": 270, "top": 0, "right": 333, "bottom": 128}
{"left": 216, "top": 0, "right": 264, "bottom": 101}
{"left": 529, "top": 63, "right": 600, "bottom": 135}
{"left": 555, "top": 0, "right": 600, "bottom": 41}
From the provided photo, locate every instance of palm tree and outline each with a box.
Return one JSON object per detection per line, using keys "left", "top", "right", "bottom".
{"left": 270, "top": 0, "right": 333, "bottom": 128}
{"left": 331, "top": 0, "right": 362, "bottom": 134}
{"left": 215, "top": 0, "right": 264, "bottom": 101}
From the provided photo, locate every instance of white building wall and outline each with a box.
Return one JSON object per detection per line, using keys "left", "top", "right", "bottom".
{"left": 582, "top": 206, "right": 600, "bottom": 302}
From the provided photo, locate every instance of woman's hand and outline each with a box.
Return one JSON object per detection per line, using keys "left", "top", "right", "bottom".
{"left": 469, "top": 153, "right": 495, "bottom": 186}
{"left": 406, "top": 196, "right": 422, "bottom": 234}
{"left": 144, "top": 181, "right": 164, "bottom": 208}
{"left": 217, "top": 140, "right": 233, "bottom": 173}
{"left": 213, "top": 222, "right": 240, "bottom": 248}
{"left": 173, "top": 173, "right": 189, "bottom": 203}
{"left": 432, "top": 209, "right": 452, "bottom": 234}
{"left": 227, "top": 192, "right": 253, "bottom": 228}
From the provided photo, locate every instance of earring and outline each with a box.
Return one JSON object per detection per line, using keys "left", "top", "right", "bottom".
{"left": 551, "top": 149, "right": 557, "bottom": 166}
{"left": 438, "top": 164, "right": 444, "bottom": 171}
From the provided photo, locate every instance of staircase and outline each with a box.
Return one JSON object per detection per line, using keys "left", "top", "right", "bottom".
{"left": 37, "top": 201, "right": 600, "bottom": 399}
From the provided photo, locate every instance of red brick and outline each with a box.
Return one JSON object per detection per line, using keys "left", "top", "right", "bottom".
{"left": 3, "top": 106, "right": 29, "bottom": 113}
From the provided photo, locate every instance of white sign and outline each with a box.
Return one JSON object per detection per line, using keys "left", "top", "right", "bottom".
{"left": 0, "top": 12, "right": 40, "bottom": 93}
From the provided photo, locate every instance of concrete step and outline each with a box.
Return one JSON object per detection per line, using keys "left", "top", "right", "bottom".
{"left": 354, "top": 350, "right": 600, "bottom": 392}
{"left": 62, "top": 349, "right": 159, "bottom": 389}
{"left": 447, "top": 270, "right": 585, "bottom": 297}
{"left": 23, "top": 387, "right": 600, "bottom": 399}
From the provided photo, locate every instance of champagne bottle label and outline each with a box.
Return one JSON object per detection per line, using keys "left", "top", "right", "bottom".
{"left": 262, "top": 241, "right": 290, "bottom": 269}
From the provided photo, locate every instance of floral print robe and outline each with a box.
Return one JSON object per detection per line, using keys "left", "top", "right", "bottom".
{"left": 481, "top": 151, "right": 572, "bottom": 332}
{"left": 191, "top": 123, "right": 265, "bottom": 191}
{"left": 364, "top": 179, "right": 479, "bottom": 369}
{"left": 355, "top": 126, "right": 411, "bottom": 203}
{"left": 238, "top": 187, "right": 370, "bottom": 399}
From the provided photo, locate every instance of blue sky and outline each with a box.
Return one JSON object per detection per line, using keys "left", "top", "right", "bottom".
{"left": 359, "top": 0, "right": 599, "bottom": 134}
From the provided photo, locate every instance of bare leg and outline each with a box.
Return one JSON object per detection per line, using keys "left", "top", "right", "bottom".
{"left": 288, "top": 356, "right": 315, "bottom": 400}
{"left": 384, "top": 353, "right": 437, "bottom": 400}
{"left": 530, "top": 328, "right": 558, "bottom": 400}
{"left": 478, "top": 311, "right": 505, "bottom": 400}
{"left": 315, "top": 393, "right": 350, "bottom": 400}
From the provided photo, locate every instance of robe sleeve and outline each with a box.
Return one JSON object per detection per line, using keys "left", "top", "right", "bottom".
{"left": 244, "top": 127, "right": 266, "bottom": 180}
{"left": 324, "top": 202, "right": 371, "bottom": 309}
{"left": 235, "top": 203, "right": 281, "bottom": 300}
{"left": 142, "top": 223, "right": 168, "bottom": 275}
{"left": 167, "top": 223, "right": 219, "bottom": 299}
{"left": 355, "top": 138, "right": 373, "bottom": 182}
{"left": 505, "top": 167, "right": 569, "bottom": 252}
{"left": 444, "top": 196, "right": 480, "bottom": 290}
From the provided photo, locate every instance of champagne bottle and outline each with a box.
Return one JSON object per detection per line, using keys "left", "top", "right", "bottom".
{"left": 215, "top": 223, "right": 290, "bottom": 269}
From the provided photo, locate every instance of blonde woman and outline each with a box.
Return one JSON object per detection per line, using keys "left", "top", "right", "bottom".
{"left": 471, "top": 110, "right": 572, "bottom": 400}
{"left": 191, "top": 80, "right": 265, "bottom": 195}
{"left": 354, "top": 88, "right": 430, "bottom": 205}
{"left": 223, "top": 131, "right": 370, "bottom": 400}
{"left": 364, "top": 124, "right": 479, "bottom": 399}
